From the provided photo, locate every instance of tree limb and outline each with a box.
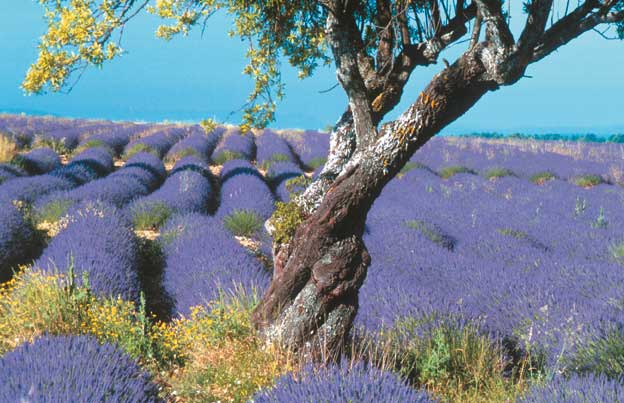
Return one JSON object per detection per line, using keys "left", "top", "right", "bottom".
{"left": 532, "top": 0, "right": 623, "bottom": 62}
{"left": 474, "top": 0, "right": 515, "bottom": 48}
{"left": 517, "top": 0, "right": 555, "bottom": 52}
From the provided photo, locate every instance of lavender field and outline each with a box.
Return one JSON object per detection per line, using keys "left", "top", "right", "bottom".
{"left": 1, "top": 113, "right": 624, "bottom": 402}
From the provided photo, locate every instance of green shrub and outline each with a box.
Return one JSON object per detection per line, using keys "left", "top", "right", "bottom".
{"left": 439, "top": 166, "right": 477, "bottom": 179}
{"left": 484, "top": 168, "right": 516, "bottom": 180}
{"left": 610, "top": 241, "right": 624, "bottom": 263}
{"left": 573, "top": 174, "right": 605, "bottom": 188}
{"left": 0, "top": 267, "right": 183, "bottom": 372}
{"left": 131, "top": 202, "right": 172, "bottom": 230}
{"left": 530, "top": 172, "right": 557, "bottom": 184}
{"left": 223, "top": 210, "right": 263, "bottom": 237}
{"left": 270, "top": 201, "right": 305, "bottom": 244}
{"left": 123, "top": 143, "right": 159, "bottom": 160}
{"left": 212, "top": 150, "right": 243, "bottom": 165}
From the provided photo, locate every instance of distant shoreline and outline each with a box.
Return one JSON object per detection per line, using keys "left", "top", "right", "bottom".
{"left": 1, "top": 111, "right": 622, "bottom": 141}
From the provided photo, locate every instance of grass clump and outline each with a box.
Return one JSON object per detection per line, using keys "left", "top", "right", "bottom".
{"left": 530, "top": 171, "right": 557, "bottom": 185}
{"left": 568, "top": 327, "right": 624, "bottom": 379}
{"left": 260, "top": 153, "right": 291, "bottom": 170}
{"left": 399, "top": 162, "right": 428, "bottom": 177}
{"left": 285, "top": 175, "right": 311, "bottom": 196}
{"left": 0, "top": 134, "right": 18, "bottom": 163}
{"left": 33, "top": 136, "right": 68, "bottom": 155}
{"left": 165, "top": 147, "right": 199, "bottom": 164}
{"left": 307, "top": 157, "right": 327, "bottom": 170}
{"left": 369, "top": 317, "right": 533, "bottom": 403}
{"left": 131, "top": 202, "right": 172, "bottom": 230}
{"left": 224, "top": 209, "right": 263, "bottom": 237}
{"left": 124, "top": 143, "right": 159, "bottom": 160}
{"left": 405, "top": 219, "right": 455, "bottom": 250}
{"left": 213, "top": 150, "right": 243, "bottom": 165}
{"left": 485, "top": 168, "right": 516, "bottom": 180}
{"left": 610, "top": 241, "right": 624, "bottom": 264}
{"left": 439, "top": 166, "right": 477, "bottom": 179}
{"left": 573, "top": 174, "right": 605, "bottom": 188}
{"left": 33, "top": 199, "right": 73, "bottom": 226}
{"left": 270, "top": 201, "right": 305, "bottom": 244}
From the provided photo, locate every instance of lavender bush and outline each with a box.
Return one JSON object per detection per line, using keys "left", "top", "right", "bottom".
{"left": 253, "top": 361, "right": 436, "bottom": 403}
{"left": 159, "top": 213, "right": 269, "bottom": 316}
{"left": 255, "top": 129, "right": 296, "bottom": 169}
{"left": 0, "top": 335, "right": 162, "bottom": 402}
{"left": 212, "top": 128, "right": 255, "bottom": 164}
{"left": 35, "top": 202, "right": 142, "bottom": 302}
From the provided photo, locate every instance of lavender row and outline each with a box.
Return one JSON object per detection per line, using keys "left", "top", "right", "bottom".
{"left": 159, "top": 213, "right": 270, "bottom": 316}
{"left": 35, "top": 202, "right": 142, "bottom": 302}
{"left": 164, "top": 126, "right": 224, "bottom": 163}
{"left": 356, "top": 166, "right": 624, "bottom": 366}
{"left": 129, "top": 156, "right": 215, "bottom": 229}
{"left": 123, "top": 126, "right": 188, "bottom": 159}
{"left": 279, "top": 129, "right": 330, "bottom": 169}
{"left": 34, "top": 152, "right": 166, "bottom": 220}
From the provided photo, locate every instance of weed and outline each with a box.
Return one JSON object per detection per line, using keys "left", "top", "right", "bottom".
{"left": 573, "top": 174, "right": 604, "bottom": 188}
{"left": 124, "top": 143, "right": 159, "bottom": 160}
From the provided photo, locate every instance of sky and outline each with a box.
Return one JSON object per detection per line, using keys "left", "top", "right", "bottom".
{"left": 1, "top": 1, "right": 623, "bottom": 134}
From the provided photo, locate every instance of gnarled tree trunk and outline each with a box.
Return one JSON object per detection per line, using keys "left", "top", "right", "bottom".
{"left": 253, "top": 46, "right": 501, "bottom": 355}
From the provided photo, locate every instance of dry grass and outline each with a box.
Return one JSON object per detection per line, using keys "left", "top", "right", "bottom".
{"left": 0, "top": 135, "right": 17, "bottom": 163}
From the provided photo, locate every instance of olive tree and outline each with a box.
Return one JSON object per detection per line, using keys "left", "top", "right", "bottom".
{"left": 25, "top": 0, "right": 624, "bottom": 355}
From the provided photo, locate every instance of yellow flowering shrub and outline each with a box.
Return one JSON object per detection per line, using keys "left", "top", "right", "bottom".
{"left": 0, "top": 268, "right": 184, "bottom": 372}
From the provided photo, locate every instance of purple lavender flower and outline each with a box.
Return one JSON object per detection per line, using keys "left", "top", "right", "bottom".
{"left": 165, "top": 126, "right": 224, "bottom": 163}
{"left": 518, "top": 374, "right": 624, "bottom": 403}
{"left": 253, "top": 360, "right": 437, "bottom": 403}
{"left": 0, "top": 335, "right": 162, "bottom": 402}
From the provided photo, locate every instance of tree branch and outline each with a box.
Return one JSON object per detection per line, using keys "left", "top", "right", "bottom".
{"left": 531, "top": 0, "right": 623, "bottom": 62}
{"left": 517, "top": 0, "right": 555, "bottom": 52}
{"left": 323, "top": 1, "right": 377, "bottom": 149}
